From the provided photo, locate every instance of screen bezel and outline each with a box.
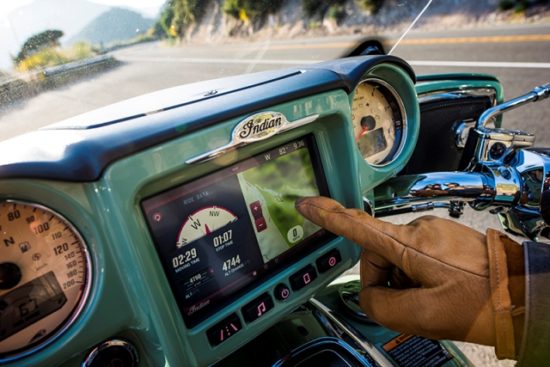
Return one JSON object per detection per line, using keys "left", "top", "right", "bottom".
{"left": 141, "top": 135, "right": 333, "bottom": 327}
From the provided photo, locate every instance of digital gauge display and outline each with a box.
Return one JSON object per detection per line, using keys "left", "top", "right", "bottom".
{"left": 0, "top": 201, "right": 90, "bottom": 361}
{"left": 142, "top": 136, "right": 332, "bottom": 326}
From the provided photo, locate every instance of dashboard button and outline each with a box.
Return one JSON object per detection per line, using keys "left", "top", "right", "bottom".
{"left": 316, "top": 249, "right": 342, "bottom": 273}
{"left": 207, "top": 314, "right": 242, "bottom": 346}
{"left": 242, "top": 293, "right": 274, "bottom": 323}
{"left": 255, "top": 217, "right": 267, "bottom": 232}
{"left": 249, "top": 200, "right": 264, "bottom": 219}
{"left": 289, "top": 265, "right": 318, "bottom": 291}
{"left": 274, "top": 283, "right": 291, "bottom": 301}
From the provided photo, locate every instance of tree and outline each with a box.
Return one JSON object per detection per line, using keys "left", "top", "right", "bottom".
{"left": 223, "top": 0, "right": 285, "bottom": 23}
{"left": 156, "top": 0, "right": 206, "bottom": 38}
{"left": 15, "top": 30, "right": 64, "bottom": 64}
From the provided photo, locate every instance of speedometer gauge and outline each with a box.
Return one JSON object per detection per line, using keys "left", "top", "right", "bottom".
{"left": 351, "top": 78, "right": 406, "bottom": 166}
{"left": 0, "top": 201, "right": 90, "bottom": 361}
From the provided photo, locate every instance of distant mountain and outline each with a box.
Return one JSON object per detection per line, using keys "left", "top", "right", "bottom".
{"left": 8, "top": 0, "right": 109, "bottom": 41}
{"left": 0, "top": 0, "right": 109, "bottom": 68}
{"left": 69, "top": 8, "right": 155, "bottom": 46}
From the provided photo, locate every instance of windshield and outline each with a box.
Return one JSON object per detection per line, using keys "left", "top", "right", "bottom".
{"left": 0, "top": 0, "right": 549, "bottom": 365}
{"left": 1, "top": 1, "right": 548, "bottom": 142}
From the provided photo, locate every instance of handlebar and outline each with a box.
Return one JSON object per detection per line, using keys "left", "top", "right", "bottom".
{"left": 478, "top": 83, "right": 550, "bottom": 128}
{"left": 374, "top": 83, "right": 550, "bottom": 242}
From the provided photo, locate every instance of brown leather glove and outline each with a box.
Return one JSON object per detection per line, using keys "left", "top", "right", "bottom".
{"left": 296, "top": 196, "right": 525, "bottom": 359}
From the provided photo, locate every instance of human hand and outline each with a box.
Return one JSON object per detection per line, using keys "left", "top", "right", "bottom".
{"left": 296, "top": 196, "right": 523, "bottom": 358}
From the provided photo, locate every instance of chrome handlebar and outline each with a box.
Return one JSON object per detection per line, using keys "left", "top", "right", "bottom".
{"left": 374, "top": 159, "right": 523, "bottom": 215}
{"left": 373, "top": 83, "right": 550, "bottom": 242}
{"left": 477, "top": 83, "right": 550, "bottom": 129}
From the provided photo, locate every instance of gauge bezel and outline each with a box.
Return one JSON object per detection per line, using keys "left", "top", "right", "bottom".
{"left": 0, "top": 199, "right": 93, "bottom": 363}
{"left": 82, "top": 338, "right": 139, "bottom": 367}
{"left": 353, "top": 77, "right": 408, "bottom": 167}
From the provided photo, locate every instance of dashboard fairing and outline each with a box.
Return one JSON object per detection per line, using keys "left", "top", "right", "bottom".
{"left": 0, "top": 55, "right": 419, "bottom": 366}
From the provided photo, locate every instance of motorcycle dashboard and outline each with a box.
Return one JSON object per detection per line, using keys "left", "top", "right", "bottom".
{"left": 0, "top": 56, "right": 420, "bottom": 366}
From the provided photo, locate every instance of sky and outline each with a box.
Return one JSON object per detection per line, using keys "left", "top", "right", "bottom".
{"left": 0, "top": 0, "right": 166, "bottom": 18}
{"left": 0, "top": 0, "right": 166, "bottom": 69}
{"left": 0, "top": 1, "right": 34, "bottom": 16}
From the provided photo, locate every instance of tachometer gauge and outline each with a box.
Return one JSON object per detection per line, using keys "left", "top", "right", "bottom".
{"left": 0, "top": 201, "right": 91, "bottom": 361}
{"left": 351, "top": 78, "right": 406, "bottom": 166}
{"left": 177, "top": 206, "right": 237, "bottom": 247}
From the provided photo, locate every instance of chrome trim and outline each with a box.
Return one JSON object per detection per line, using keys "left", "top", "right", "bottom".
{"left": 477, "top": 83, "right": 550, "bottom": 128}
{"left": 417, "top": 88, "right": 498, "bottom": 151}
{"left": 474, "top": 127, "right": 535, "bottom": 163}
{"left": 373, "top": 149, "right": 550, "bottom": 241}
{"left": 454, "top": 119, "right": 476, "bottom": 149}
{"left": 498, "top": 149, "right": 550, "bottom": 241}
{"left": 354, "top": 78, "right": 408, "bottom": 167}
{"left": 272, "top": 337, "right": 371, "bottom": 367}
{"left": 82, "top": 339, "right": 139, "bottom": 367}
{"left": 0, "top": 200, "right": 93, "bottom": 363}
{"left": 471, "top": 84, "right": 549, "bottom": 163}
{"left": 362, "top": 196, "right": 374, "bottom": 216}
{"left": 309, "top": 298, "right": 393, "bottom": 367}
{"left": 375, "top": 201, "right": 452, "bottom": 217}
{"left": 374, "top": 167, "right": 522, "bottom": 215}
{"left": 374, "top": 171, "right": 495, "bottom": 209}
{"left": 418, "top": 88, "right": 497, "bottom": 106}
{"left": 185, "top": 113, "right": 319, "bottom": 164}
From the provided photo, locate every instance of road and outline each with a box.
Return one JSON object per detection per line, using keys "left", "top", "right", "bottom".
{"left": 0, "top": 23, "right": 548, "bottom": 141}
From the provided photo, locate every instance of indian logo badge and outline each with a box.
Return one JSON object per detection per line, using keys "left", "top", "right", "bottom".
{"left": 234, "top": 112, "right": 288, "bottom": 143}
{"left": 186, "top": 111, "right": 318, "bottom": 164}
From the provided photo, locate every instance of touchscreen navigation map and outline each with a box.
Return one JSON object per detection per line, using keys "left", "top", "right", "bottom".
{"left": 142, "top": 136, "right": 331, "bottom": 326}
{"left": 238, "top": 142, "right": 321, "bottom": 262}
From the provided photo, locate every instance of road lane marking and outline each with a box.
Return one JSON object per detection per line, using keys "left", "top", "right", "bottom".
{"left": 119, "top": 56, "right": 550, "bottom": 69}
{"left": 117, "top": 56, "right": 320, "bottom": 65}
{"left": 198, "top": 34, "right": 550, "bottom": 51}
{"left": 146, "top": 34, "right": 550, "bottom": 54}
{"left": 400, "top": 34, "right": 550, "bottom": 45}
{"left": 409, "top": 60, "right": 550, "bottom": 69}
{"left": 245, "top": 40, "right": 271, "bottom": 73}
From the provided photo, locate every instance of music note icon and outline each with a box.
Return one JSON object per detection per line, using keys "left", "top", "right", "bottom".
{"left": 257, "top": 302, "right": 267, "bottom": 317}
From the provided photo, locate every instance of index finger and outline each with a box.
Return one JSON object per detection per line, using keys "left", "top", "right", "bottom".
{"left": 295, "top": 196, "right": 406, "bottom": 269}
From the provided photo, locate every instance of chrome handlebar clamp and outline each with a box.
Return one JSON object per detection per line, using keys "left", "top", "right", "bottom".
{"left": 472, "top": 84, "right": 549, "bottom": 164}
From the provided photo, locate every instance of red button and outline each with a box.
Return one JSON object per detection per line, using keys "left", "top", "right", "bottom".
{"left": 316, "top": 249, "right": 342, "bottom": 273}
{"left": 255, "top": 217, "right": 267, "bottom": 232}
{"left": 249, "top": 201, "right": 263, "bottom": 219}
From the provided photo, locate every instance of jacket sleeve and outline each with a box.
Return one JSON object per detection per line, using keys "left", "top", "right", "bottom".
{"left": 517, "top": 241, "right": 550, "bottom": 366}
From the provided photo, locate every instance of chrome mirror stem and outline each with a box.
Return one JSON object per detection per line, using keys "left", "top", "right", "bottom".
{"left": 477, "top": 83, "right": 550, "bottom": 129}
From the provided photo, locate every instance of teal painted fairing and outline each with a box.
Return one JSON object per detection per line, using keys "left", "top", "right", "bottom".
{"left": 97, "top": 90, "right": 366, "bottom": 366}
{"left": 0, "top": 60, "right": 420, "bottom": 366}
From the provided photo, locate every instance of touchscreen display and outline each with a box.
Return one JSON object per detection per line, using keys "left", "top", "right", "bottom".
{"left": 142, "top": 136, "right": 332, "bottom": 326}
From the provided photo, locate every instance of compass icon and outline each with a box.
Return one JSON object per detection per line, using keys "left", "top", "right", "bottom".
{"left": 176, "top": 206, "right": 237, "bottom": 247}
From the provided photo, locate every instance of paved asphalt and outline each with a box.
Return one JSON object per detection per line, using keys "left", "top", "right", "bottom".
{"left": 1, "top": 23, "right": 548, "bottom": 141}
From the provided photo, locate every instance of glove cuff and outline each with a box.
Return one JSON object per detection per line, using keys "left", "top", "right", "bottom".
{"left": 486, "top": 229, "right": 524, "bottom": 359}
